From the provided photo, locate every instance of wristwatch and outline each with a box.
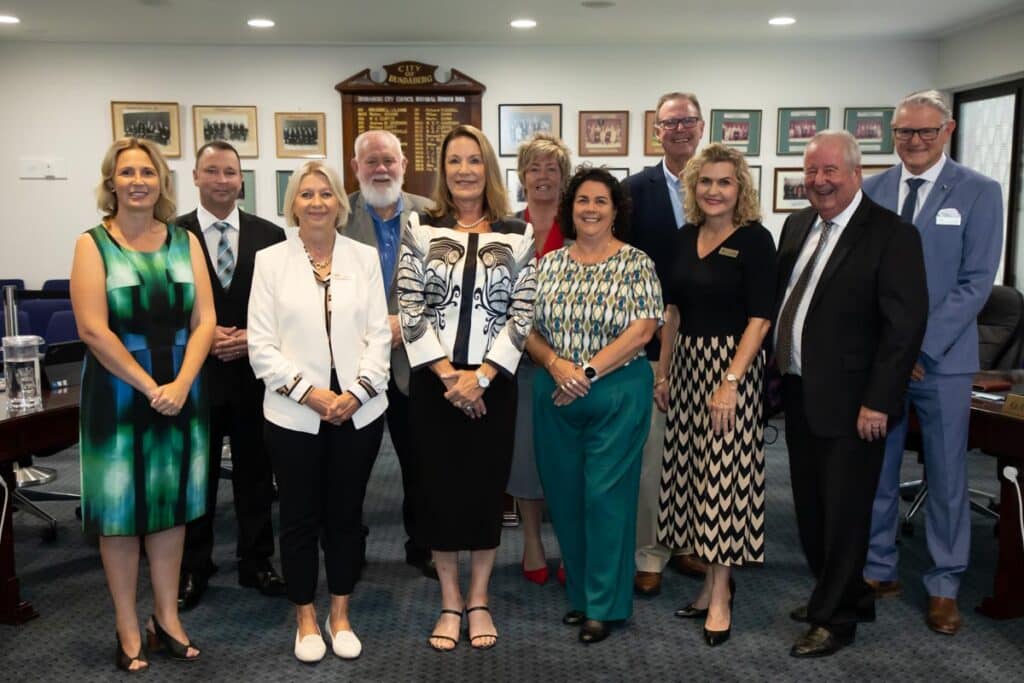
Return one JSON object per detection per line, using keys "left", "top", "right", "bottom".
{"left": 725, "top": 372, "right": 739, "bottom": 385}
{"left": 583, "top": 364, "right": 599, "bottom": 382}
{"left": 475, "top": 370, "right": 491, "bottom": 389}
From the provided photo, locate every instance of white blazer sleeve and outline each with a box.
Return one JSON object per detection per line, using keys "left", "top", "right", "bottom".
{"left": 396, "top": 212, "right": 448, "bottom": 369}
{"left": 482, "top": 224, "right": 537, "bottom": 377}
{"left": 247, "top": 248, "right": 315, "bottom": 404}
{"left": 344, "top": 249, "right": 392, "bottom": 405}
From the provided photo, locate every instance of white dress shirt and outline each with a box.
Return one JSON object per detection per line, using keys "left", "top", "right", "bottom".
{"left": 776, "top": 190, "right": 863, "bottom": 375}
{"left": 897, "top": 154, "right": 946, "bottom": 222}
{"left": 661, "top": 159, "right": 685, "bottom": 229}
{"left": 197, "top": 204, "right": 240, "bottom": 270}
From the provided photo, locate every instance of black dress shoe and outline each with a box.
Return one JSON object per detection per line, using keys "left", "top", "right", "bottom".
{"left": 789, "top": 626, "right": 854, "bottom": 658}
{"left": 579, "top": 619, "right": 609, "bottom": 644}
{"left": 177, "top": 571, "right": 209, "bottom": 611}
{"left": 674, "top": 603, "right": 709, "bottom": 619}
{"left": 790, "top": 605, "right": 875, "bottom": 624}
{"left": 703, "top": 626, "right": 730, "bottom": 647}
{"left": 562, "top": 610, "right": 585, "bottom": 626}
{"left": 239, "top": 566, "right": 287, "bottom": 597}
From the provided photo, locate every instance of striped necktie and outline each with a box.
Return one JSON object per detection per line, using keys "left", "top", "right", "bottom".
{"left": 213, "top": 221, "right": 234, "bottom": 290}
{"left": 775, "top": 220, "right": 834, "bottom": 373}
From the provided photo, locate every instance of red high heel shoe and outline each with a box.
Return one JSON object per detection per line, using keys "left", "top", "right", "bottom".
{"left": 556, "top": 564, "right": 566, "bottom": 586}
{"left": 522, "top": 561, "right": 549, "bottom": 585}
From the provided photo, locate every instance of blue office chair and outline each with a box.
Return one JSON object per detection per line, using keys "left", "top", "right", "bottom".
{"left": 41, "top": 279, "right": 71, "bottom": 293}
{"left": 44, "top": 310, "right": 78, "bottom": 343}
{"left": 19, "top": 299, "right": 71, "bottom": 342}
{"left": 0, "top": 278, "right": 25, "bottom": 290}
{"left": 1, "top": 308, "right": 31, "bottom": 335}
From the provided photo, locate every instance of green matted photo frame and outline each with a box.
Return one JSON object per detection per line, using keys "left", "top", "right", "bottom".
{"left": 276, "top": 170, "right": 293, "bottom": 217}
{"left": 237, "top": 170, "right": 255, "bottom": 214}
{"left": 749, "top": 165, "right": 762, "bottom": 202}
{"left": 777, "top": 108, "right": 829, "bottom": 155}
{"left": 710, "top": 110, "right": 762, "bottom": 156}
{"left": 844, "top": 107, "right": 895, "bottom": 154}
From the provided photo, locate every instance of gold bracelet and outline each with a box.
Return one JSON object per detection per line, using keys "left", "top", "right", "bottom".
{"left": 654, "top": 376, "right": 668, "bottom": 386}
{"left": 545, "top": 355, "right": 558, "bottom": 369}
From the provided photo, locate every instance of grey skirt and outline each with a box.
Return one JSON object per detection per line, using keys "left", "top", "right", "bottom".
{"left": 506, "top": 359, "right": 546, "bottom": 499}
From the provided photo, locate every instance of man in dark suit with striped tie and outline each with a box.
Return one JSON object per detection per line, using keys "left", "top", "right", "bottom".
{"left": 174, "top": 141, "right": 286, "bottom": 609}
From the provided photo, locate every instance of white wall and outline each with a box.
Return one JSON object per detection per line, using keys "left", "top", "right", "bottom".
{"left": 937, "top": 9, "right": 1024, "bottom": 90}
{"left": 0, "top": 40, "right": 936, "bottom": 286}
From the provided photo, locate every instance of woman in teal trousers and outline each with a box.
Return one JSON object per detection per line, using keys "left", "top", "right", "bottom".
{"left": 527, "top": 166, "right": 662, "bottom": 644}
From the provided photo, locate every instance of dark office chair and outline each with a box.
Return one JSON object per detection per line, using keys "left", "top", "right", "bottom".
{"left": 0, "top": 279, "right": 25, "bottom": 290}
{"left": 900, "top": 285, "right": 1023, "bottom": 535}
{"left": 43, "top": 310, "right": 79, "bottom": 343}
{"left": 41, "top": 279, "right": 71, "bottom": 293}
{"left": 20, "top": 299, "right": 71, "bottom": 342}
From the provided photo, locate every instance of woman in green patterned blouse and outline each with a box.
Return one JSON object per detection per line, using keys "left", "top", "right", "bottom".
{"left": 70, "top": 138, "right": 215, "bottom": 672}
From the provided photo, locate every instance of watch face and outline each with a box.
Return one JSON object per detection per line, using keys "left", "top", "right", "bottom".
{"left": 585, "top": 366, "right": 597, "bottom": 379}
{"left": 476, "top": 372, "right": 490, "bottom": 387}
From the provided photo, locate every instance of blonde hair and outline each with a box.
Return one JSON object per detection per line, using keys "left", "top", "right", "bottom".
{"left": 516, "top": 133, "right": 572, "bottom": 194}
{"left": 682, "top": 143, "right": 761, "bottom": 227}
{"left": 96, "top": 137, "right": 176, "bottom": 222}
{"left": 429, "top": 124, "right": 509, "bottom": 222}
{"left": 282, "top": 161, "right": 351, "bottom": 229}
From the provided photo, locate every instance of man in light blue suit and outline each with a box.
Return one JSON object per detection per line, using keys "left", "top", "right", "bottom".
{"left": 862, "top": 89, "right": 1003, "bottom": 636}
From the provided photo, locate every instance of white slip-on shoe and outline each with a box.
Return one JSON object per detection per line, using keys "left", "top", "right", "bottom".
{"left": 294, "top": 627, "right": 326, "bottom": 663}
{"left": 324, "top": 616, "right": 362, "bottom": 659}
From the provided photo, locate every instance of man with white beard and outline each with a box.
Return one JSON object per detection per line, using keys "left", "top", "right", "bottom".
{"left": 344, "top": 130, "right": 435, "bottom": 577}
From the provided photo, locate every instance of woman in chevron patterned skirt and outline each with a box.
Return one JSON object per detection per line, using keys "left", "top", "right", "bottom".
{"left": 654, "top": 144, "right": 777, "bottom": 647}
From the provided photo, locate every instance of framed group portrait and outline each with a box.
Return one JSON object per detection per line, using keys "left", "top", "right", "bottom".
{"left": 237, "top": 169, "right": 256, "bottom": 214}
{"left": 844, "top": 108, "right": 895, "bottom": 154}
{"left": 111, "top": 101, "right": 181, "bottom": 158}
{"left": 505, "top": 168, "right": 526, "bottom": 210}
{"left": 497, "top": 104, "right": 562, "bottom": 157}
{"left": 579, "top": 111, "right": 629, "bottom": 156}
{"left": 275, "top": 112, "right": 326, "bottom": 159}
{"left": 644, "top": 111, "right": 663, "bottom": 156}
{"left": 710, "top": 110, "right": 762, "bottom": 156}
{"left": 748, "top": 165, "right": 762, "bottom": 201}
{"left": 777, "top": 107, "right": 829, "bottom": 155}
{"left": 606, "top": 167, "right": 630, "bottom": 182}
{"left": 193, "top": 105, "right": 259, "bottom": 157}
{"left": 861, "top": 164, "right": 890, "bottom": 179}
{"left": 773, "top": 167, "right": 810, "bottom": 213}
{"left": 276, "top": 170, "right": 293, "bottom": 217}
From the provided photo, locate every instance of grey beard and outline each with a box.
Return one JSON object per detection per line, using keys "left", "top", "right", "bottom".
{"left": 360, "top": 180, "right": 402, "bottom": 209}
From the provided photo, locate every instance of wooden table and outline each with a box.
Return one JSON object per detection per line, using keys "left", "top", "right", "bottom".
{"left": 0, "top": 387, "right": 79, "bottom": 624}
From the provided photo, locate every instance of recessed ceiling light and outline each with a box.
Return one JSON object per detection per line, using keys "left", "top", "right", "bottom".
{"left": 510, "top": 18, "right": 537, "bottom": 29}
{"left": 247, "top": 18, "right": 275, "bottom": 28}
{"left": 0, "top": 15, "right": 21, "bottom": 24}
{"left": 769, "top": 16, "right": 796, "bottom": 26}
{"left": 581, "top": 1, "right": 616, "bottom": 7}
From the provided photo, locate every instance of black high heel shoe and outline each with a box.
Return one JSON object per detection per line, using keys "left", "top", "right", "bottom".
{"left": 579, "top": 619, "right": 609, "bottom": 644}
{"left": 146, "top": 615, "right": 200, "bottom": 661}
{"left": 702, "top": 577, "right": 737, "bottom": 647}
{"left": 675, "top": 577, "right": 736, "bottom": 618}
{"left": 562, "top": 610, "right": 585, "bottom": 626}
{"left": 115, "top": 632, "right": 148, "bottom": 673}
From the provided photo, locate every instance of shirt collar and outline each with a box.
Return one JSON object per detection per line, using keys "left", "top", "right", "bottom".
{"left": 899, "top": 153, "right": 946, "bottom": 185}
{"left": 198, "top": 204, "right": 240, "bottom": 232}
{"left": 661, "top": 159, "right": 681, "bottom": 188}
{"left": 819, "top": 190, "right": 863, "bottom": 231}
{"left": 367, "top": 194, "right": 404, "bottom": 223}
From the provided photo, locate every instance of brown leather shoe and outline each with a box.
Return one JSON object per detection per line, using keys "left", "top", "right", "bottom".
{"left": 633, "top": 571, "right": 662, "bottom": 596}
{"left": 864, "top": 578, "right": 903, "bottom": 599}
{"left": 668, "top": 554, "right": 707, "bottom": 578}
{"left": 926, "top": 597, "right": 962, "bottom": 635}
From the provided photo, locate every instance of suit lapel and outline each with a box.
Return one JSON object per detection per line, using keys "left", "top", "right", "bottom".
{"left": 875, "top": 166, "right": 902, "bottom": 213}
{"left": 778, "top": 209, "right": 815, "bottom": 291}
{"left": 806, "top": 197, "right": 872, "bottom": 316}
{"left": 181, "top": 211, "right": 224, "bottom": 297}
{"left": 232, "top": 211, "right": 258, "bottom": 296}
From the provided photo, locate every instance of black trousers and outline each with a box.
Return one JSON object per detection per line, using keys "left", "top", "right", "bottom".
{"left": 783, "top": 376, "right": 880, "bottom": 633}
{"left": 183, "top": 390, "right": 276, "bottom": 575}
{"left": 385, "top": 379, "right": 428, "bottom": 561}
{"left": 265, "top": 417, "right": 384, "bottom": 604}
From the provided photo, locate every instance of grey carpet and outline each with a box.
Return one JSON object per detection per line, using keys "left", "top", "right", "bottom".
{"left": 2, "top": 419, "right": 1022, "bottom": 681}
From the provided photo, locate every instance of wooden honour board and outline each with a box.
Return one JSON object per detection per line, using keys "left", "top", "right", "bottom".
{"left": 337, "top": 61, "right": 485, "bottom": 197}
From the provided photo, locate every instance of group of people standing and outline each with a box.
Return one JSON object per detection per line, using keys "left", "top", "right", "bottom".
{"left": 69, "top": 86, "right": 1002, "bottom": 673}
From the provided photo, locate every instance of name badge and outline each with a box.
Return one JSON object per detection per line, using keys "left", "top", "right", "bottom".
{"left": 935, "top": 208, "right": 961, "bottom": 226}
{"left": 718, "top": 247, "right": 739, "bottom": 258}
{"left": 332, "top": 272, "right": 352, "bottom": 281}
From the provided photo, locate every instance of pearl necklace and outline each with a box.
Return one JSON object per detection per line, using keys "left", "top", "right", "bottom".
{"left": 456, "top": 215, "right": 487, "bottom": 229}
{"left": 303, "top": 243, "right": 332, "bottom": 269}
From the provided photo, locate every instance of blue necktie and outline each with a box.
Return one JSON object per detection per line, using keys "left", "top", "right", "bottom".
{"left": 900, "top": 178, "right": 925, "bottom": 224}
{"left": 213, "top": 221, "right": 234, "bottom": 290}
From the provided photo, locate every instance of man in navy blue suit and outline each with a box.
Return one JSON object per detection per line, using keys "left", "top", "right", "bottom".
{"left": 862, "top": 90, "right": 1003, "bottom": 636}
{"left": 623, "top": 92, "right": 707, "bottom": 596}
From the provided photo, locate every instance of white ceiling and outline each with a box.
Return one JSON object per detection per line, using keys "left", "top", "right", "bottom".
{"left": 0, "top": 0, "right": 1021, "bottom": 45}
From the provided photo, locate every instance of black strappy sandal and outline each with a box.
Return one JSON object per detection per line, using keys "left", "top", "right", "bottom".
{"left": 146, "top": 615, "right": 200, "bottom": 661}
{"left": 115, "top": 632, "right": 149, "bottom": 673}
{"left": 466, "top": 605, "right": 498, "bottom": 650}
{"left": 427, "top": 608, "right": 463, "bottom": 652}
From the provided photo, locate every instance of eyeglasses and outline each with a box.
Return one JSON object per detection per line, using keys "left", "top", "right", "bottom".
{"left": 892, "top": 126, "right": 944, "bottom": 141}
{"left": 656, "top": 117, "right": 702, "bottom": 130}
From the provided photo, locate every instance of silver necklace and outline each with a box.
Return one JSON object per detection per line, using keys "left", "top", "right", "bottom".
{"left": 456, "top": 215, "right": 487, "bottom": 229}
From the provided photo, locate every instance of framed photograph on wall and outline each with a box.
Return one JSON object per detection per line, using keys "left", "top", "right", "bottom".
{"left": 193, "top": 105, "right": 259, "bottom": 157}
{"left": 644, "top": 111, "right": 663, "bottom": 156}
{"left": 505, "top": 168, "right": 526, "bottom": 210}
{"left": 749, "top": 165, "right": 762, "bottom": 201}
{"left": 111, "top": 101, "right": 181, "bottom": 158}
{"left": 498, "top": 104, "right": 562, "bottom": 157}
{"left": 844, "top": 108, "right": 895, "bottom": 154}
{"left": 861, "top": 164, "right": 890, "bottom": 179}
{"left": 237, "top": 170, "right": 255, "bottom": 214}
{"left": 276, "top": 170, "right": 293, "bottom": 217}
{"left": 579, "top": 111, "right": 629, "bottom": 156}
{"left": 773, "top": 167, "right": 810, "bottom": 213}
{"left": 275, "top": 112, "right": 326, "bottom": 159}
{"left": 606, "top": 167, "right": 630, "bottom": 182}
{"left": 710, "top": 109, "right": 762, "bottom": 156}
{"left": 777, "top": 107, "right": 829, "bottom": 155}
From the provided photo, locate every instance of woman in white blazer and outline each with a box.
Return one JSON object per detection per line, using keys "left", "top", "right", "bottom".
{"left": 248, "top": 161, "right": 390, "bottom": 663}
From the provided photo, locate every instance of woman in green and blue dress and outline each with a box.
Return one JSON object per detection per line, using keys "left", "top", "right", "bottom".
{"left": 528, "top": 166, "right": 662, "bottom": 644}
{"left": 70, "top": 138, "right": 215, "bottom": 672}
